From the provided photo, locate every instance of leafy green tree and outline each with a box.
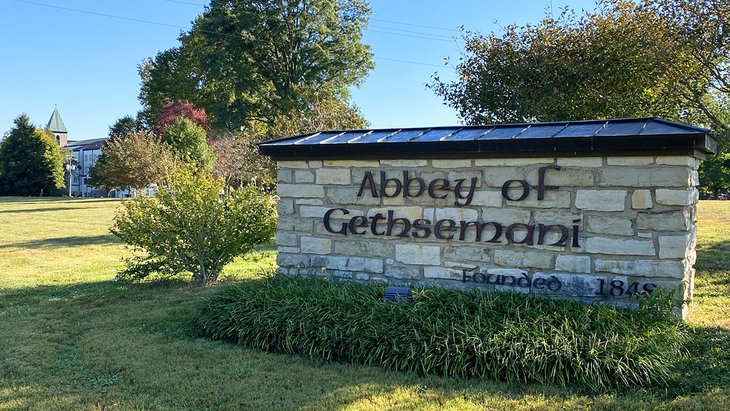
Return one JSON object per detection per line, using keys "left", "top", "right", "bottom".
{"left": 111, "top": 169, "right": 277, "bottom": 284}
{"left": 108, "top": 114, "right": 147, "bottom": 139}
{"left": 643, "top": 0, "right": 730, "bottom": 134}
{"left": 430, "top": 0, "right": 728, "bottom": 137}
{"left": 89, "top": 131, "right": 178, "bottom": 192}
{"left": 698, "top": 92, "right": 730, "bottom": 194}
{"left": 699, "top": 146, "right": 730, "bottom": 195}
{"left": 138, "top": 0, "right": 373, "bottom": 131}
{"left": 431, "top": 0, "right": 729, "bottom": 191}
{"left": 161, "top": 118, "right": 216, "bottom": 171}
{"left": 0, "top": 115, "right": 64, "bottom": 196}
{"left": 269, "top": 92, "right": 369, "bottom": 137}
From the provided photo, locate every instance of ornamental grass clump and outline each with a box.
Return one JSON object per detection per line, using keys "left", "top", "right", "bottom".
{"left": 194, "top": 275, "right": 688, "bottom": 390}
{"left": 111, "top": 170, "right": 276, "bottom": 284}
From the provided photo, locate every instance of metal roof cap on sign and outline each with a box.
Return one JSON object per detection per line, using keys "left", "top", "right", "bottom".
{"left": 258, "top": 117, "right": 716, "bottom": 160}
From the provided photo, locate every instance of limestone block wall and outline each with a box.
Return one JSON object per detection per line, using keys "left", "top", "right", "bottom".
{"left": 275, "top": 156, "right": 700, "bottom": 309}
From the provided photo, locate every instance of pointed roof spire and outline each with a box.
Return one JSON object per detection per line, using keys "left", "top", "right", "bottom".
{"left": 47, "top": 106, "right": 67, "bottom": 133}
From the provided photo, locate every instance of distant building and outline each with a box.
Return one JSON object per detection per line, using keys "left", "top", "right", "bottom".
{"left": 47, "top": 107, "right": 68, "bottom": 147}
{"left": 67, "top": 138, "right": 109, "bottom": 197}
{"left": 49, "top": 108, "right": 130, "bottom": 198}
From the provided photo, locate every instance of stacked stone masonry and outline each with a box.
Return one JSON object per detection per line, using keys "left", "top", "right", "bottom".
{"left": 275, "top": 156, "right": 700, "bottom": 309}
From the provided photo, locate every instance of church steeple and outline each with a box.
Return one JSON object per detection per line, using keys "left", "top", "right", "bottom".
{"left": 47, "top": 107, "right": 68, "bottom": 147}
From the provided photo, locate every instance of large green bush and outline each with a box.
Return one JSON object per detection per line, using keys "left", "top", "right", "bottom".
{"left": 88, "top": 131, "right": 179, "bottom": 192}
{"left": 194, "top": 275, "right": 688, "bottom": 390}
{"left": 161, "top": 118, "right": 216, "bottom": 171}
{"left": 111, "top": 170, "right": 277, "bottom": 284}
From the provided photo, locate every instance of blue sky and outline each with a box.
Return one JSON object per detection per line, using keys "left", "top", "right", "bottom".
{"left": 0, "top": 0, "right": 598, "bottom": 141}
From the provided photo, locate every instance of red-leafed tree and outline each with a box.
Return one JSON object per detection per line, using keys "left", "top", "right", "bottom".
{"left": 154, "top": 100, "right": 208, "bottom": 135}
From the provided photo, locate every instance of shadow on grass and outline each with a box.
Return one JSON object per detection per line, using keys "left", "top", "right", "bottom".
{"left": 0, "top": 206, "right": 90, "bottom": 214}
{"left": 0, "top": 197, "right": 119, "bottom": 205}
{"left": 0, "top": 234, "right": 119, "bottom": 250}
{"left": 696, "top": 239, "right": 730, "bottom": 273}
{"left": 0, "top": 278, "right": 194, "bottom": 306}
{"left": 667, "top": 325, "right": 730, "bottom": 396}
{"left": 1, "top": 276, "right": 728, "bottom": 409}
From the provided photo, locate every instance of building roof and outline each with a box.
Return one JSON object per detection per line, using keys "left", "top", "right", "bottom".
{"left": 67, "top": 137, "right": 108, "bottom": 151}
{"left": 258, "top": 117, "right": 717, "bottom": 160}
{"left": 46, "top": 107, "right": 67, "bottom": 133}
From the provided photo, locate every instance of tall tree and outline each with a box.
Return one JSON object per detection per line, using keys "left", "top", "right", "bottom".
{"left": 109, "top": 114, "right": 147, "bottom": 139}
{"left": 139, "top": 0, "right": 373, "bottom": 131}
{"left": 0, "top": 115, "right": 65, "bottom": 196}
{"left": 644, "top": 0, "right": 730, "bottom": 134}
{"left": 699, "top": 150, "right": 730, "bottom": 195}
{"left": 431, "top": 0, "right": 729, "bottom": 192}
{"left": 697, "top": 92, "right": 730, "bottom": 194}
{"left": 430, "top": 0, "right": 729, "bottom": 139}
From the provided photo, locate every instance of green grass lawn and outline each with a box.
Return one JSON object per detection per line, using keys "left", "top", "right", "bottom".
{"left": 0, "top": 197, "right": 728, "bottom": 410}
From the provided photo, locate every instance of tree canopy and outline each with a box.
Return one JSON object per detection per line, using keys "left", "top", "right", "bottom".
{"left": 431, "top": 0, "right": 729, "bottom": 193}
{"left": 0, "top": 115, "right": 65, "bottom": 196}
{"left": 430, "top": 0, "right": 729, "bottom": 140}
{"left": 139, "top": 0, "right": 373, "bottom": 132}
{"left": 88, "top": 131, "right": 178, "bottom": 192}
{"left": 154, "top": 100, "right": 209, "bottom": 135}
{"left": 108, "top": 115, "right": 147, "bottom": 139}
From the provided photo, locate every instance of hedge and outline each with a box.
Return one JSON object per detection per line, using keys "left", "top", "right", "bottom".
{"left": 193, "top": 275, "right": 688, "bottom": 390}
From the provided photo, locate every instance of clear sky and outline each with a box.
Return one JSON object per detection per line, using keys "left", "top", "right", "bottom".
{"left": 0, "top": 0, "right": 598, "bottom": 141}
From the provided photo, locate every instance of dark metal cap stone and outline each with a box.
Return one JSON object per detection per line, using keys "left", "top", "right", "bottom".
{"left": 258, "top": 117, "right": 716, "bottom": 160}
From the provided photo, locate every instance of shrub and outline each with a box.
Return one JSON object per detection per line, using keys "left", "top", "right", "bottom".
{"left": 194, "top": 275, "right": 689, "bottom": 390}
{"left": 161, "top": 118, "right": 216, "bottom": 171}
{"left": 88, "top": 131, "right": 179, "bottom": 192}
{"left": 111, "top": 170, "right": 277, "bottom": 284}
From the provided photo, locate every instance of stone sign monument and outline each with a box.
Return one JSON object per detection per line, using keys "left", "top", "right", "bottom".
{"left": 258, "top": 118, "right": 717, "bottom": 316}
